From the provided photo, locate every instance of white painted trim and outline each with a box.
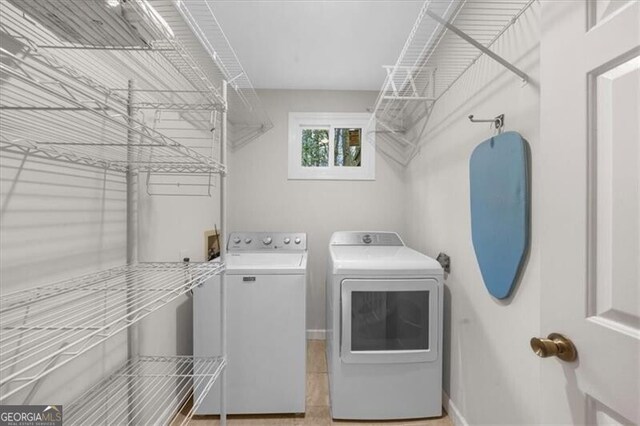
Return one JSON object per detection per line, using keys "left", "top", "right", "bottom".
{"left": 306, "top": 329, "right": 326, "bottom": 340}
{"left": 443, "top": 391, "right": 469, "bottom": 426}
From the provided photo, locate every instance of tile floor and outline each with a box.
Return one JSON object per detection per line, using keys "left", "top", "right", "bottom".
{"left": 184, "top": 340, "right": 452, "bottom": 426}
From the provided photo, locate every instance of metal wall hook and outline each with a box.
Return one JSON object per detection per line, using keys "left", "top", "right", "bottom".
{"left": 469, "top": 114, "right": 505, "bottom": 133}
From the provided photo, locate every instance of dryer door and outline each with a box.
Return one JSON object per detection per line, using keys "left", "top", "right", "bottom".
{"left": 341, "top": 278, "right": 439, "bottom": 364}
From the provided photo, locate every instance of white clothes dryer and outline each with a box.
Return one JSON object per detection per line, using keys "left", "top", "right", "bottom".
{"left": 194, "top": 232, "right": 307, "bottom": 415}
{"left": 326, "top": 231, "right": 443, "bottom": 420}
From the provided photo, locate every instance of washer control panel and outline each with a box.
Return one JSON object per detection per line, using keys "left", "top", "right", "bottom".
{"left": 227, "top": 232, "right": 307, "bottom": 251}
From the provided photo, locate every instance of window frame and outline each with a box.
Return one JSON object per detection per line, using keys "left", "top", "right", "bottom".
{"left": 288, "top": 112, "right": 375, "bottom": 180}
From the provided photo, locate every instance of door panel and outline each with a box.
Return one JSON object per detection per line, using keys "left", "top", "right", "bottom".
{"left": 591, "top": 53, "right": 640, "bottom": 334}
{"left": 588, "top": 0, "right": 636, "bottom": 29}
{"left": 540, "top": 1, "right": 640, "bottom": 424}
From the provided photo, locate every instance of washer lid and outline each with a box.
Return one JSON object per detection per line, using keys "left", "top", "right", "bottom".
{"left": 225, "top": 252, "right": 308, "bottom": 275}
{"left": 330, "top": 245, "right": 442, "bottom": 276}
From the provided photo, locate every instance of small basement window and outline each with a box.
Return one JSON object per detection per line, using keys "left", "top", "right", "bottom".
{"left": 288, "top": 112, "right": 374, "bottom": 180}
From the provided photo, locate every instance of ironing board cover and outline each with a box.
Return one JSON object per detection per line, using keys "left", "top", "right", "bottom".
{"left": 469, "top": 131, "right": 530, "bottom": 299}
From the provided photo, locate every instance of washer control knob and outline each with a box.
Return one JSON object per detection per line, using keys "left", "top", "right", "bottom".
{"left": 362, "top": 234, "right": 372, "bottom": 244}
{"left": 284, "top": 238, "right": 291, "bottom": 244}
{"left": 263, "top": 237, "right": 272, "bottom": 245}
{"left": 294, "top": 237, "right": 301, "bottom": 245}
{"left": 245, "top": 238, "right": 252, "bottom": 244}
{"left": 233, "top": 237, "right": 241, "bottom": 244}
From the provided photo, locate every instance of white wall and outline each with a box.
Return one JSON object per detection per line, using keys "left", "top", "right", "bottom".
{"left": 403, "top": 4, "right": 541, "bottom": 424}
{"left": 228, "top": 89, "right": 407, "bottom": 332}
{"left": 137, "top": 188, "right": 220, "bottom": 356}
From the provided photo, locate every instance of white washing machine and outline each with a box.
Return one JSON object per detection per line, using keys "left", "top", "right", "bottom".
{"left": 194, "top": 232, "right": 307, "bottom": 414}
{"left": 326, "top": 231, "right": 443, "bottom": 420}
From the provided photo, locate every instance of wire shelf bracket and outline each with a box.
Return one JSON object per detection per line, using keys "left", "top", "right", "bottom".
{"left": 424, "top": 9, "right": 529, "bottom": 83}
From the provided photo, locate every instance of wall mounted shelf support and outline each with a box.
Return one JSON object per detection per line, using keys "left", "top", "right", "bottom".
{"left": 424, "top": 10, "right": 529, "bottom": 84}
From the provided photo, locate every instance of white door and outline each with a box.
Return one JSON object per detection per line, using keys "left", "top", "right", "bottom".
{"left": 539, "top": 1, "right": 640, "bottom": 424}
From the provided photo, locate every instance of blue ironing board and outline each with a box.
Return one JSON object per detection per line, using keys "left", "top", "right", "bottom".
{"left": 469, "top": 131, "right": 530, "bottom": 299}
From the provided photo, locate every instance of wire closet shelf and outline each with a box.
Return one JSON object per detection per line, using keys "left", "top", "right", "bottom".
{"left": 0, "top": 0, "right": 272, "bottom": 186}
{"left": 173, "top": 0, "right": 274, "bottom": 149}
{"left": 0, "top": 262, "right": 224, "bottom": 401}
{"left": 65, "top": 355, "right": 226, "bottom": 426}
{"left": 369, "top": 0, "right": 535, "bottom": 165}
{"left": 0, "top": 49, "right": 225, "bottom": 175}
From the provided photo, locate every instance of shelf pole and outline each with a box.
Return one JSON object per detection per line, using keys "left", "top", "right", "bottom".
{"left": 219, "top": 81, "right": 228, "bottom": 426}
{"left": 126, "top": 79, "right": 139, "bottom": 357}
{"left": 425, "top": 9, "right": 529, "bottom": 83}
{"left": 126, "top": 79, "right": 139, "bottom": 425}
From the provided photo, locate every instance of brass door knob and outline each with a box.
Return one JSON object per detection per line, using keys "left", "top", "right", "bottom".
{"left": 530, "top": 333, "right": 577, "bottom": 362}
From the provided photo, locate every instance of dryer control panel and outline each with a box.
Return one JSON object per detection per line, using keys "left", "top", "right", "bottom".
{"left": 228, "top": 232, "right": 307, "bottom": 251}
{"left": 329, "top": 231, "right": 404, "bottom": 246}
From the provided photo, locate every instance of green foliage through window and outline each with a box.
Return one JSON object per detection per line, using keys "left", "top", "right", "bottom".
{"left": 301, "top": 128, "right": 329, "bottom": 167}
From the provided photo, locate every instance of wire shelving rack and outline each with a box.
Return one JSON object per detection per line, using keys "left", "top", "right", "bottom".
{"left": 0, "top": 48, "right": 225, "bottom": 175}
{"left": 0, "top": 262, "right": 224, "bottom": 401}
{"left": 65, "top": 355, "right": 226, "bottom": 426}
{"left": 369, "top": 0, "right": 535, "bottom": 165}
{"left": 0, "top": 0, "right": 226, "bottom": 178}
{"left": 0, "top": 0, "right": 237, "bottom": 422}
{"left": 0, "top": 0, "right": 272, "bottom": 188}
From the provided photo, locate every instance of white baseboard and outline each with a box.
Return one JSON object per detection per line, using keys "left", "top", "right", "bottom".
{"left": 443, "top": 391, "right": 468, "bottom": 426}
{"left": 306, "top": 329, "right": 326, "bottom": 340}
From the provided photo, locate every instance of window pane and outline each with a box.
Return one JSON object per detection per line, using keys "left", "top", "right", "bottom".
{"left": 351, "top": 291, "right": 429, "bottom": 351}
{"left": 334, "top": 128, "right": 362, "bottom": 167}
{"left": 301, "top": 128, "right": 329, "bottom": 167}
